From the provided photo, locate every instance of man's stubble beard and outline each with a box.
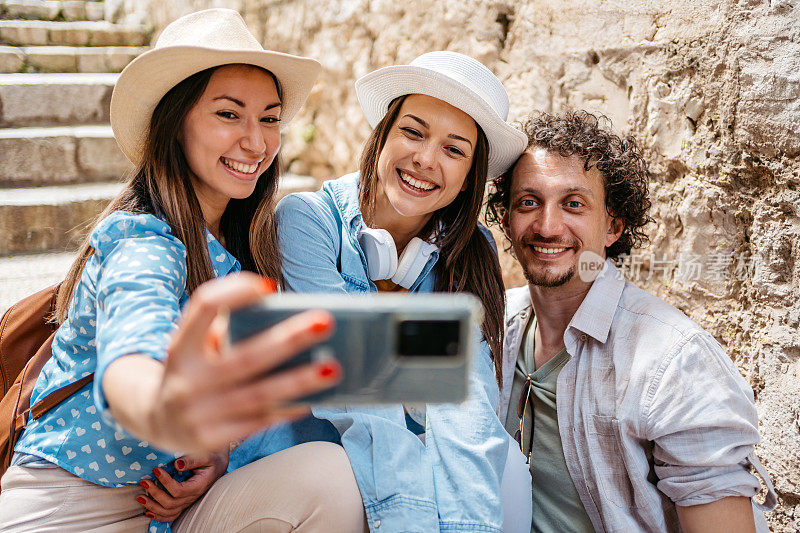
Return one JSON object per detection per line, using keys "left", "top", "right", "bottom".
{"left": 523, "top": 263, "right": 576, "bottom": 288}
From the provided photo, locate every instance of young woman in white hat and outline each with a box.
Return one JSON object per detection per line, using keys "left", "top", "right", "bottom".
{"left": 275, "top": 51, "right": 532, "bottom": 532}
{"left": 0, "top": 9, "right": 366, "bottom": 532}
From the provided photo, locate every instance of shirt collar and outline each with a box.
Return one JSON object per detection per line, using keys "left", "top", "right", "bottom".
{"left": 204, "top": 229, "right": 240, "bottom": 276}
{"left": 566, "top": 258, "right": 625, "bottom": 345}
{"left": 322, "top": 172, "right": 364, "bottom": 233}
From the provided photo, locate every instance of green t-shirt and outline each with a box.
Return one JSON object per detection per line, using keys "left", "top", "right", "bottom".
{"left": 504, "top": 317, "right": 594, "bottom": 533}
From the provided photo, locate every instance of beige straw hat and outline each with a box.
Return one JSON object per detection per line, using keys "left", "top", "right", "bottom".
{"left": 110, "top": 8, "right": 321, "bottom": 164}
{"left": 355, "top": 51, "right": 527, "bottom": 178}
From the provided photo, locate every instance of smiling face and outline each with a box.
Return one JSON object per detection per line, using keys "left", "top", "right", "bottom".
{"left": 503, "top": 149, "right": 623, "bottom": 289}
{"left": 179, "top": 64, "right": 281, "bottom": 221}
{"left": 374, "top": 94, "right": 478, "bottom": 225}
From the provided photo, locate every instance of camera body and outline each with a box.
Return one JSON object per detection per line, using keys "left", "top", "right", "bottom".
{"left": 227, "top": 293, "right": 483, "bottom": 404}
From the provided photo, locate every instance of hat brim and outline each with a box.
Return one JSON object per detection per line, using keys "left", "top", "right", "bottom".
{"left": 111, "top": 46, "right": 321, "bottom": 164}
{"left": 355, "top": 65, "right": 527, "bottom": 178}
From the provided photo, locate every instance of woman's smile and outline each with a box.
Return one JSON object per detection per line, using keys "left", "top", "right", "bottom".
{"left": 220, "top": 155, "right": 263, "bottom": 180}
{"left": 396, "top": 169, "right": 439, "bottom": 194}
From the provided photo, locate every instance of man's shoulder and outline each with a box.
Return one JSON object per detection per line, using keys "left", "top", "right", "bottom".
{"left": 617, "top": 280, "right": 705, "bottom": 336}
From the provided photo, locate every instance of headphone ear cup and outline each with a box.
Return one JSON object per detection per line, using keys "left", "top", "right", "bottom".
{"left": 392, "top": 238, "right": 437, "bottom": 289}
{"left": 359, "top": 227, "right": 398, "bottom": 280}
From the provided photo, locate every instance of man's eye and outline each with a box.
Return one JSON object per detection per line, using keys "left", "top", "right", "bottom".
{"left": 567, "top": 201, "right": 584, "bottom": 209}
{"left": 521, "top": 199, "right": 536, "bottom": 207}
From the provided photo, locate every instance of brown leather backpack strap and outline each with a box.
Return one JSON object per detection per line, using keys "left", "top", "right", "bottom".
{"left": 29, "top": 374, "right": 94, "bottom": 420}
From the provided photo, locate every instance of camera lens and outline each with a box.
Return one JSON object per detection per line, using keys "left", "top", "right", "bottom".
{"left": 398, "top": 320, "right": 461, "bottom": 357}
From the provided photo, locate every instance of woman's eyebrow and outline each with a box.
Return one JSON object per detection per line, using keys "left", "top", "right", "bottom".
{"left": 212, "top": 96, "right": 281, "bottom": 111}
{"left": 404, "top": 114, "right": 473, "bottom": 147}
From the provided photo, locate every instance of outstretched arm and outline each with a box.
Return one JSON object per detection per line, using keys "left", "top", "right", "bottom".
{"left": 102, "top": 272, "right": 341, "bottom": 454}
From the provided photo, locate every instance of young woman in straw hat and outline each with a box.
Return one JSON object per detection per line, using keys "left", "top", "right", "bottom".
{"left": 274, "top": 51, "right": 533, "bottom": 532}
{"left": 0, "top": 9, "right": 367, "bottom": 533}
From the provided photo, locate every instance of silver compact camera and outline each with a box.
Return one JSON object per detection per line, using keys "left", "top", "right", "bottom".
{"left": 227, "top": 293, "right": 483, "bottom": 404}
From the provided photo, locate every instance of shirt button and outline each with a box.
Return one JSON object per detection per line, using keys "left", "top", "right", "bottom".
{"left": 373, "top": 520, "right": 381, "bottom": 528}
{"left": 580, "top": 334, "right": 588, "bottom": 342}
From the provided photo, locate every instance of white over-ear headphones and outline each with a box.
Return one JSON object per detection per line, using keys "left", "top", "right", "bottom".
{"left": 358, "top": 227, "right": 439, "bottom": 289}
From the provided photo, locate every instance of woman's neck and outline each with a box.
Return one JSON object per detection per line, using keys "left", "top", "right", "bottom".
{"left": 368, "top": 185, "right": 431, "bottom": 252}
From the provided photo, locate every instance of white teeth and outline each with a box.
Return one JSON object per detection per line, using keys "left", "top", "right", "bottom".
{"left": 399, "top": 171, "right": 436, "bottom": 191}
{"left": 533, "top": 246, "right": 568, "bottom": 254}
{"left": 222, "top": 157, "right": 258, "bottom": 174}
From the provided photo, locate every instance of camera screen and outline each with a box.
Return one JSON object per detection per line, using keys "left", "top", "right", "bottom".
{"left": 397, "top": 320, "right": 461, "bottom": 357}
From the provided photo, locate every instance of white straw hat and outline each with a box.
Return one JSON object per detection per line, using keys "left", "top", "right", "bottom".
{"left": 110, "top": 8, "right": 321, "bottom": 164}
{"left": 355, "top": 51, "right": 527, "bottom": 178}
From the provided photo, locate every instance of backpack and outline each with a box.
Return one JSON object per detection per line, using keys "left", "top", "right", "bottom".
{"left": 0, "top": 284, "right": 94, "bottom": 483}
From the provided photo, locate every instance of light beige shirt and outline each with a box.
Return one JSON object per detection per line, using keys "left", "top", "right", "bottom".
{"left": 499, "top": 260, "right": 776, "bottom": 532}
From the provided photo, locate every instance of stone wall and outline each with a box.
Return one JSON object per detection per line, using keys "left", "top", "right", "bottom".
{"left": 123, "top": 0, "right": 800, "bottom": 528}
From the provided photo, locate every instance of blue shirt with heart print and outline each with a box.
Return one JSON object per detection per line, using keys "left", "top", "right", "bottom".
{"left": 13, "top": 210, "right": 240, "bottom": 531}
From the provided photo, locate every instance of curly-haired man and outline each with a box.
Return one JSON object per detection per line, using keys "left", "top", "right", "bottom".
{"left": 487, "top": 111, "right": 775, "bottom": 532}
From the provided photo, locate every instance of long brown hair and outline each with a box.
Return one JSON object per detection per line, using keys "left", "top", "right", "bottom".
{"left": 55, "top": 65, "right": 284, "bottom": 323}
{"left": 359, "top": 95, "right": 506, "bottom": 385}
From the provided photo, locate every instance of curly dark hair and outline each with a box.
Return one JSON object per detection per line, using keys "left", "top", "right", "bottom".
{"left": 486, "top": 110, "right": 653, "bottom": 259}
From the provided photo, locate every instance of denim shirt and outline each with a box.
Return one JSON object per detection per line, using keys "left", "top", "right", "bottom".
{"left": 275, "top": 173, "right": 509, "bottom": 533}
{"left": 499, "top": 260, "right": 777, "bottom": 532}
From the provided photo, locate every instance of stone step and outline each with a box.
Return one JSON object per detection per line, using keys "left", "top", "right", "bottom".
{"left": 0, "top": 20, "right": 148, "bottom": 47}
{"left": 0, "top": 72, "right": 116, "bottom": 127}
{"left": 0, "top": 45, "right": 146, "bottom": 73}
{"left": 0, "top": 125, "right": 131, "bottom": 187}
{"left": 0, "top": 251, "right": 75, "bottom": 315}
{"left": 0, "top": 0, "right": 105, "bottom": 22}
{"left": 0, "top": 174, "right": 319, "bottom": 255}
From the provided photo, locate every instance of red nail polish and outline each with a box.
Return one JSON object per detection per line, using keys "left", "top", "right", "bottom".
{"left": 136, "top": 496, "right": 146, "bottom": 504}
{"left": 310, "top": 317, "right": 333, "bottom": 334}
{"left": 260, "top": 277, "right": 278, "bottom": 294}
{"left": 146, "top": 513, "right": 155, "bottom": 519}
{"left": 152, "top": 468, "right": 161, "bottom": 477}
{"left": 139, "top": 480, "right": 148, "bottom": 489}
{"left": 317, "top": 362, "right": 340, "bottom": 379}
{"left": 176, "top": 459, "right": 185, "bottom": 469}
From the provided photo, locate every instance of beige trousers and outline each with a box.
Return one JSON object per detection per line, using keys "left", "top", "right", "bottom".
{"left": 0, "top": 442, "right": 367, "bottom": 533}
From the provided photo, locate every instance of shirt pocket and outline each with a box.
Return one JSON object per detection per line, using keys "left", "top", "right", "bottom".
{"left": 584, "top": 414, "right": 646, "bottom": 510}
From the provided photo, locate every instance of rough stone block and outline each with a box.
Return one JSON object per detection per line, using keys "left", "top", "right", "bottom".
{"left": 60, "top": 1, "right": 87, "bottom": 21}
{"left": 24, "top": 47, "right": 78, "bottom": 72}
{"left": 0, "top": 46, "right": 24, "bottom": 73}
{"left": 0, "top": 183, "right": 120, "bottom": 255}
{"left": 48, "top": 27, "right": 90, "bottom": 46}
{"left": 76, "top": 135, "right": 132, "bottom": 180}
{"left": 75, "top": 49, "right": 107, "bottom": 73}
{"left": 90, "top": 26, "right": 147, "bottom": 46}
{"left": 1, "top": 0, "right": 61, "bottom": 21}
{"left": 0, "top": 22, "right": 49, "bottom": 46}
{"left": 104, "top": 47, "right": 140, "bottom": 72}
{"left": 84, "top": 1, "right": 105, "bottom": 21}
{"left": 0, "top": 133, "right": 80, "bottom": 186}
{"left": 0, "top": 73, "right": 116, "bottom": 127}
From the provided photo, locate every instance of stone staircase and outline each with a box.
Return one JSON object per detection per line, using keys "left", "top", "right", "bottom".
{"left": 0, "top": 1, "right": 316, "bottom": 312}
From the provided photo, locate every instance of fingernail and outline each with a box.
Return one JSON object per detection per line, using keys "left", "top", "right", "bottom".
{"left": 310, "top": 316, "right": 333, "bottom": 334}
{"left": 317, "top": 361, "right": 340, "bottom": 379}
{"left": 146, "top": 513, "right": 155, "bottom": 519}
{"left": 136, "top": 496, "right": 146, "bottom": 505}
{"left": 176, "top": 459, "right": 185, "bottom": 469}
{"left": 139, "top": 480, "right": 149, "bottom": 489}
{"left": 152, "top": 468, "right": 161, "bottom": 477}
{"left": 209, "top": 332, "right": 220, "bottom": 352}
{"left": 260, "top": 277, "right": 278, "bottom": 294}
